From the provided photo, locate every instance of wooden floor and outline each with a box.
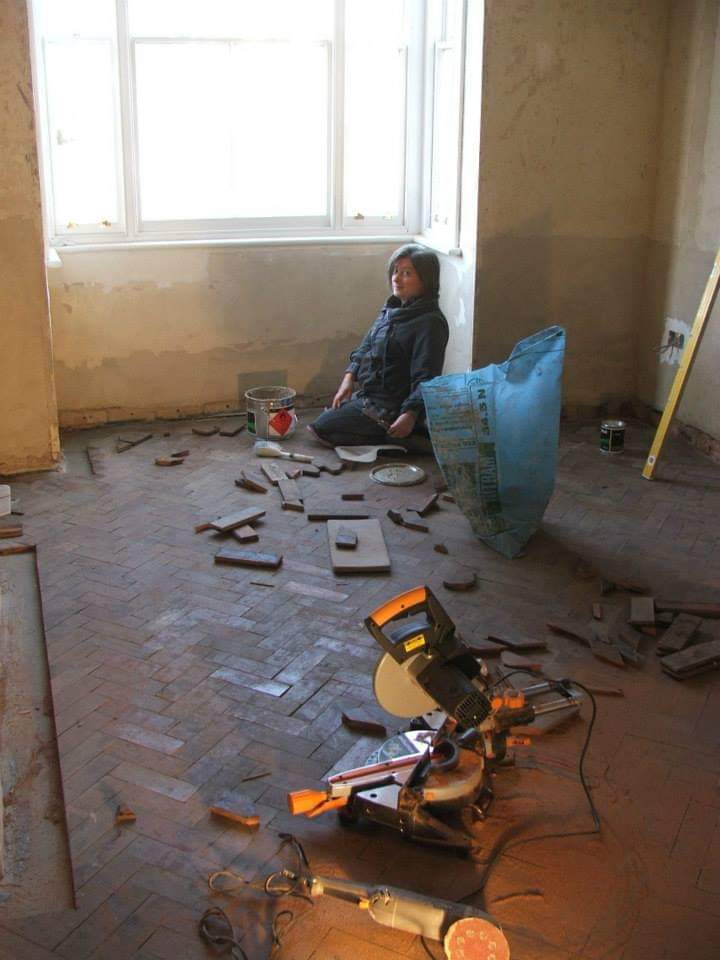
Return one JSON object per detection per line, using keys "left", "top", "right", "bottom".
{"left": 0, "top": 413, "right": 719, "bottom": 960}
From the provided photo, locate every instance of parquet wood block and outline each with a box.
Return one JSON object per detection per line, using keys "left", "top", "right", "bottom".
{"left": 307, "top": 506, "right": 370, "bottom": 521}
{"left": 260, "top": 462, "right": 287, "bottom": 485}
{"left": 232, "top": 525, "right": 259, "bottom": 543}
{"left": 235, "top": 471, "right": 267, "bottom": 493}
{"left": 218, "top": 422, "right": 246, "bottom": 437}
{"left": 116, "top": 432, "right": 152, "bottom": 452}
{"left": 214, "top": 547, "right": 282, "bottom": 569}
{"left": 409, "top": 492, "right": 439, "bottom": 517}
{"left": 209, "top": 507, "right": 265, "bottom": 533}
{"left": 629, "top": 596, "right": 655, "bottom": 626}
{"left": 656, "top": 613, "right": 701, "bottom": 655}
{"left": 278, "top": 478, "right": 304, "bottom": 512}
{"left": 0, "top": 524, "right": 23, "bottom": 538}
{"left": 334, "top": 526, "right": 358, "bottom": 549}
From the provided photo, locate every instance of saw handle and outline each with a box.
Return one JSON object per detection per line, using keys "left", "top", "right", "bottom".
{"left": 367, "top": 586, "right": 428, "bottom": 627}
{"left": 287, "top": 790, "right": 348, "bottom": 817}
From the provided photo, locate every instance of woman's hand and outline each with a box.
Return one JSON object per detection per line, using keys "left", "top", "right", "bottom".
{"left": 387, "top": 410, "right": 417, "bottom": 439}
{"left": 332, "top": 373, "right": 355, "bottom": 409}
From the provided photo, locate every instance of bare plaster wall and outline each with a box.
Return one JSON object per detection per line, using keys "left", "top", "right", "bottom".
{"left": 51, "top": 231, "right": 486, "bottom": 428}
{"left": 50, "top": 244, "right": 399, "bottom": 426}
{"left": 0, "top": 0, "right": 59, "bottom": 473}
{"left": 475, "top": 0, "right": 669, "bottom": 405}
{"left": 638, "top": 0, "right": 720, "bottom": 441}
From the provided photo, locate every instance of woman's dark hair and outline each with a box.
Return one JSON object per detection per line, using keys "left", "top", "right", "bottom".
{"left": 387, "top": 244, "right": 440, "bottom": 298}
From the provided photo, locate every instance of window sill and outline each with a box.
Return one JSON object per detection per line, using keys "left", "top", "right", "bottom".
{"left": 51, "top": 234, "right": 414, "bottom": 254}
{"left": 45, "top": 247, "right": 63, "bottom": 269}
{"left": 413, "top": 234, "right": 463, "bottom": 258}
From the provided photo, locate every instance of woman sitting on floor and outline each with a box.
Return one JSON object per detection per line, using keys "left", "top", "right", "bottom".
{"left": 308, "top": 244, "right": 449, "bottom": 448}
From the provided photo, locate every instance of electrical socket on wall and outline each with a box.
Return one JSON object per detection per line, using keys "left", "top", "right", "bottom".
{"left": 660, "top": 317, "right": 690, "bottom": 364}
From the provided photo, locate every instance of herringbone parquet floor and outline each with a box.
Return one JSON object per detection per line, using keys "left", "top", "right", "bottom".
{"left": 1, "top": 414, "right": 719, "bottom": 960}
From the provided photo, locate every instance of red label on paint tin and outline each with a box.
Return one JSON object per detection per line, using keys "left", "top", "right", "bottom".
{"left": 269, "top": 409, "right": 294, "bottom": 436}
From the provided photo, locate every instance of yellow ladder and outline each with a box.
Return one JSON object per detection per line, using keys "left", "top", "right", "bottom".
{"left": 642, "top": 246, "right": 720, "bottom": 480}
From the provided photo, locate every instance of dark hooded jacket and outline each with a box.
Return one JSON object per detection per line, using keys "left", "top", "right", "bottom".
{"left": 346, "top": 295, "right": 449, "bottom": 420}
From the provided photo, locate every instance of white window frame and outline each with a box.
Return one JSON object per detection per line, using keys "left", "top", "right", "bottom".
{"left": 127, "top": 35, "right": 336, "bottom": 239}
{"left": 29, "top": 0, "right": 466, "bottom": 251}
{"left": 421, "top": 0, "right": 466, "bottom": 254}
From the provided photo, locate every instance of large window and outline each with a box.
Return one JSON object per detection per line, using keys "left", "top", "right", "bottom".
{"left": 31, "top": 0, "right": 465, "bottom": 247}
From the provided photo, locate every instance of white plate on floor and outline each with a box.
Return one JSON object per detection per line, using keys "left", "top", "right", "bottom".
{"left": 369, "top": 462, "right": 426, "bottom": 486}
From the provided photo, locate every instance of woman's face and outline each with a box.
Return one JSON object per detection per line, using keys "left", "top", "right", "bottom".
{"left": 391, "top": 257, "right": 425, "bottom": 301}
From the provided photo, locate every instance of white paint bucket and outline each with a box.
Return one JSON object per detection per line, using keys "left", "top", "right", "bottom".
{"left": 245, "top": 386, "right": 297, "bottom": 439}
{"left": 0, "top": 484, "right": 10, "bottom": 518}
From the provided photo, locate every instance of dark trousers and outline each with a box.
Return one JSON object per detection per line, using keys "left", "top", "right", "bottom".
{"left": 310, "top": 398, "right": 431, "bottom": 448}
{"left": 310, "top": 399, "right": 390, "bottom": 446}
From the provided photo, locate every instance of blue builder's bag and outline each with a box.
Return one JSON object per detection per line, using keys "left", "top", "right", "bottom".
{"left": 421, "top": 326, "right": 566, "bottom": 559}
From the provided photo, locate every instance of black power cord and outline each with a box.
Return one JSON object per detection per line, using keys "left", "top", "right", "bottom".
{"left": 489, "top": 670, "right": 601, "bottom": 835}
{"left": 202, "top": 833, "right": 315, "bottom": 959}
{"left": 419, "top": 672, "right": 601, "bottom": 959}
{"left": 198, "top": 907, "right": 249, "bottom": 960}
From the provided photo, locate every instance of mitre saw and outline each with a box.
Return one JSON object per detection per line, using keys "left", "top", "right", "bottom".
{"left": 288, "top": 586, "right": 582, "bottom": 854}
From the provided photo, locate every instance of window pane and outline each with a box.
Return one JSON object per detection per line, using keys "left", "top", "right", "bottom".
{"left": 344, "top": 0, "right": 407, "bottom": 220}
{"left": 444, "top": 0, "right": 465, "bottom": 45}
{"left": 129, "top": 0, "right": 332, "bottom": 40}
{"left": 38, "top": 0, "right": 115, "bottom": 38}
{"left": 429, "top": 43, "right": 460, "bottom": 230}
{"left": 229, "top": 43, "right": 328, "bottom": 217}
{"left": 135, "top": 43, "right": 234, "bottom": 221}
{"left": 44, "top": 39, "right": 120, "bottom": 227}
{"left": 345, "top": 0, "right": 405, "bottom": 45}
{"left": 135, "top": 41, "right": 328, "bottom": 221}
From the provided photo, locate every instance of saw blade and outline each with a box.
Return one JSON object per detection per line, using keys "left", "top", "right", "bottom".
{"left": 373, "top": 652, "right": 438, "bottom": 717}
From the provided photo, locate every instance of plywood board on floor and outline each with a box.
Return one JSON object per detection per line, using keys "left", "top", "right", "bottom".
{"left": 327, "top": 519, "right": 391, "bottom": 573}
